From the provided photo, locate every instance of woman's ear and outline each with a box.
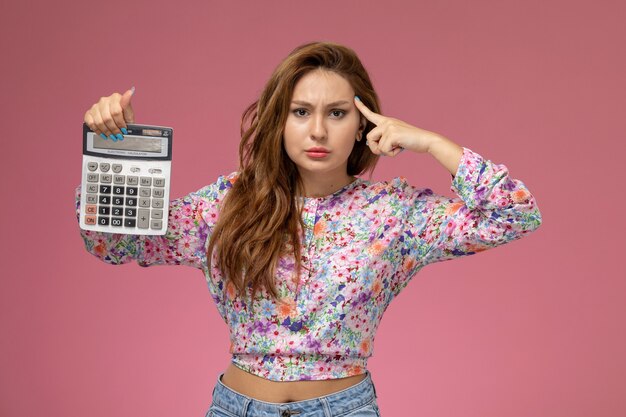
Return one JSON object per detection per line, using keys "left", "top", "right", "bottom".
{"left": 359, "top": 115, "right": 367, "bottom": 133}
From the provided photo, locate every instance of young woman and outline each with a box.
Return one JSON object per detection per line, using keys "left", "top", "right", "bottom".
{"left": 77, "top": 41, "right": 542, "bottom": 417}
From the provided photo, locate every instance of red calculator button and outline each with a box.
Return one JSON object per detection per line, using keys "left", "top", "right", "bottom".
{"left": 85, "top": 216, "right": 96, "bottom": 225}
{"left": 86, "top": 204, "right": 97, "bottom": 214}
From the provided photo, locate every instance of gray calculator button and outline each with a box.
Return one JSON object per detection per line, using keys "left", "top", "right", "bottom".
{"left": 139, "top": 197, "right": 151, "bottom": 208}
{"left": 137, "top": 209, "right": 150, "bottom": 229}
{"left": 150, "top": 219, "right": 163, "bottom": 230}
{"left": 152, "top": 188, "right": 164, "bottom": 198}
{"left": 86, "top": 194, "right": 97, "bottom": 204}
{"left": 152, "top": 199, "right": 164, "bottom": 209}
{"left": 87, "top": 173, "right": 98, "bottom": 182}
{"left": 149, "top": 168, "right": 162, "bottom": 174}
{"left": 139, "top": 187, "right": 151, "bottom": 197}
{"left": 87, "top": 184, "right": 98, "bottom": 193}
{"left": 100, "top": 174, "right": 112, "bottom": 183}
{"left": 99, "top": 163, "right": 110, "bottom": 172}
{"left": 87, "top": 162, "right": 98, "bottom": 171}
{"left": 112, "top": 164, "right": 123, "bottom": 173}
{"left": 127, "top": 176, "right": 139, "bottom": 186}
{"left": 153, "top": 177, "right": 165, "bottom": 187}
{"left": 130, "top": 167, "right": 141, "bottom": 173}
{"left": 151, "top": 209, "right": 163, "bottom": 220}
{"left": 140, "top": 177, "right": 152, "bottom": 186}
{"left": 114, "top": 175, "right": 125, "bottom": 185}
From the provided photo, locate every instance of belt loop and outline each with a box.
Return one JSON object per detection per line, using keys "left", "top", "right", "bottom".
{"left": 240, "top": 398, "right": 251, "bottom": 417}
{"left": 319, "top": 397, "right": 332, "bottom": 417}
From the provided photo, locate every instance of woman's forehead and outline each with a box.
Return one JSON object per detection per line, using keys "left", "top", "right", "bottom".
{"left": 292, "top": 69, "right": 354, "bottom": 103}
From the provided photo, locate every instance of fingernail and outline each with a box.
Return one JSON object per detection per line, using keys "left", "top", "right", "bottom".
{"left": 130, "top": 86, "right": 135, "bottom": 95}
{"left": 109, "top": 134, "right": 117, "bottom": 141}
{"left": 355, "top": 95, "right": 361, "bottom": 101}
{"left": 100, "top": 133, "right": 108, "bottom": 140}
{"left": 116, "top": 134, "right": 124, "bottom": 141}
{"left": 121, "top": 127, "right": 128, "bottom": 134}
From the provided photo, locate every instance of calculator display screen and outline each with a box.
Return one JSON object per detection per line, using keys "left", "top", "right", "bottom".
{"left": 93, "top": 135, "right": 162, "bottom": 153}
{"left": 85, "top": 132, "right": 170, "bottom": 159}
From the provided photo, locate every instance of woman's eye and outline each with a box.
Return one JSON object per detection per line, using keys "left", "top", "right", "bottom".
{"left": 293, "top": 109, "right": 308, "bottom": 116}
{"left": 331, "top": 110, "right": 345, "bottom": 118}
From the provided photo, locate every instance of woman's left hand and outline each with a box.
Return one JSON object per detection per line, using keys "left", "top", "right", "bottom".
{"left": 354, "top": 96, "right": 442, "bottom": 156}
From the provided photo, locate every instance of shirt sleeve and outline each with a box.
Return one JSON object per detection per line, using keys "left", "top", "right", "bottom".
{"left": 396, "top": 147, "right": 542, "bottom": 288}
{"left": 74, "top": 172, "right": 238, "bottom": 270}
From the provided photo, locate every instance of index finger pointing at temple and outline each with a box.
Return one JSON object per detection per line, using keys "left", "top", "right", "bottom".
{"left": 354, "top": 96, "right": 384, "bottom": 125}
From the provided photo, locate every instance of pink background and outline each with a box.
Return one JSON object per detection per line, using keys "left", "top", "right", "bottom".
{"left": 1, "top": 1, "right": 624, "bottom": 416}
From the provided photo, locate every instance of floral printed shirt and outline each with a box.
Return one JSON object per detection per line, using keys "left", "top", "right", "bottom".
{"left": 75, "top": 147, "right": 542, "bottom": 381}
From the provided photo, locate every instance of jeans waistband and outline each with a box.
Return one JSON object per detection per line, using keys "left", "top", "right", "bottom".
{"left": 210, "top": 371, "right": 377, "bottom": 417}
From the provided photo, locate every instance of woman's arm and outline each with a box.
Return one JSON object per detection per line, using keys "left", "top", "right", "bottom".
{"left": 406, "top": 146, "right": 541, "bottom": 264}
{"left": 75, "top": 172, "right": 237, "bottom": 269}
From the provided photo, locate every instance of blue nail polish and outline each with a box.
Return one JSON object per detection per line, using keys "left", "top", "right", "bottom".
{"left": 355, "top": 95, "right": 361, "bottom": 101}
{"left": 100, "top": 133, "right": 108, "bottom": 140}
{"left": 116, "top": 134, "right": 124, "bottom": 141}
{"left": 109, "top": 134, "right": 117, "bottom": 141}
{"left": 121, "top": 128, "right": 128, "bottom": 135}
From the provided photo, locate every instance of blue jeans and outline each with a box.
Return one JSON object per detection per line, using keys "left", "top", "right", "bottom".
{"left": 206, "top": 371, "right": 381, "bottom": 417}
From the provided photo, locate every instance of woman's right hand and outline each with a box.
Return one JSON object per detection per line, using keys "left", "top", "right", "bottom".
{"left": 83, "top": 87, "right": 135, "bottom": 141}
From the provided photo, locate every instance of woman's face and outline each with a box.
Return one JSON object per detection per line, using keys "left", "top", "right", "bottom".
{"left": 283, "top": 68, "right": 363, "bottom": 182}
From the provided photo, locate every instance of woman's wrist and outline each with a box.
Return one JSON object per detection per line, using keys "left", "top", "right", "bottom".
{"left": 426, "top": 133, "right": 464, "bottom": 176}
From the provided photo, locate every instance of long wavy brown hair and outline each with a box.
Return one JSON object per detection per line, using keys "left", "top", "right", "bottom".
{"left": 207, "top": 41, "right": 382, "bottom": 301}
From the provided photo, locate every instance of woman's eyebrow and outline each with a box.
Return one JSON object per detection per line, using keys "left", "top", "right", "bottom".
{"left": 291, "top": 100, "right": 351, "bottom": 107}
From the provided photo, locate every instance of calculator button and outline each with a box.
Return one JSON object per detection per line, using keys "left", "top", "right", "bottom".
{"left": 124, "top": 218, "right": 136, "bottom": 227}
{"left": 87, "top": 173, "right": 99, "bottom": 182}
{"left": 86, "top": 204, "right": 97, "bottom": 214}
{"left": 149, "top": 168, "right": 162, "bottom": 174}
{"left": 111, "top": 217, "right": 123, "bottom": 227}
{"left": 100, "top": 174, "right": 112, "bottom": 184}
{"left": 126, "top": 187, "right": 138, "bottom": 196}
{"left": 113, "top": 186, "right": 124, "bottom": 195}
{"left": 85, "top": 215, "right": 96, "bottom": 225}
{"left": 99, "top": 163, "right": 111, "bottom": 172}
{"left": 153, "top": 178, "right": 165, "bottom": 187}
{"left": 87, "top": 162, "right": 98, "bottom": 171}
{"left": 127, "top": 176, "right": 139, "bottom": 186}
{"left": 87, "top": 184, "right": 98, "bottom": 193}
{"left": 139, "top": 197, "right": 150, "bottom": 208}
{"left": 152, "top": 199, "right": 164, "bottom": 209}
{"left": 152, "top": 188, "right": 164, "bottom": 198}
{"left": 99, "top": 185, "right": 111, "bottom": 194}
{"left": 112, "top": 164, "right": 123, "bottom": 173}
{"left": 98, "top": 195, "right": 110, "bottom": 204}
{"left": 98, "top": 216, "right": 110, "bottom": 226}
{"left": 138, "top": 209, "right": 150, "bottom": 229}
{"left": 150, "top": 219, "right": 163, "bottom": 230}
{"left": 111, "top": 207, "right": 123, "bottom": 216}
{"left": 98, "top": 206, "right": 110, "bottom": 215}
{"left": 114, "top": 175, "right": 125, "bottom": 185}
{"left": 130, "top": 167, "right": 141, "bottom": 173}
{"left": 151, "top": 209, "right": 163, "bottom": 220}
{"left": 125, "top": 208, "right": 136, "bottom": 217}
{"left": 112, "top": 197, "right": 124, "bottom": 206}
{"left": 126, "top": 197, "right": 137, "bottom": 207}
{"left": 139, "top": 188, "right": 151, "bottom": 197}
{"left": 86, "top": 194, "right": 97, "bottom": 204}
{"left": 140, "top": 177, "right": 152, "bottom": 186}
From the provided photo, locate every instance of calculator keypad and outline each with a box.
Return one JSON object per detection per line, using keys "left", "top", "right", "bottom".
{"left": 84, "top": 162, "right": 167, "bottom": 231}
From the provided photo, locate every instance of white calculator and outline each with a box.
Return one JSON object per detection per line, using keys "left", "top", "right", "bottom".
{"left": 79, "top": 123, "right": 173, "bottom": 235}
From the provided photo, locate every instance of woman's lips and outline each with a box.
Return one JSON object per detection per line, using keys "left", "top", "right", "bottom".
{"left": 305, "top": 148, "right": 330, "bottom": 159}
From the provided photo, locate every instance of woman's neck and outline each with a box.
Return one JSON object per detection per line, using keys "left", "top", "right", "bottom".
{"left": 299, "top": 173, "right": 356, "bottom": 198}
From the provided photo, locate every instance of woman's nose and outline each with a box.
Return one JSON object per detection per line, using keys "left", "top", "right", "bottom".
{"left": 310, "top": 114, "right": 327, "bottom": 140}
